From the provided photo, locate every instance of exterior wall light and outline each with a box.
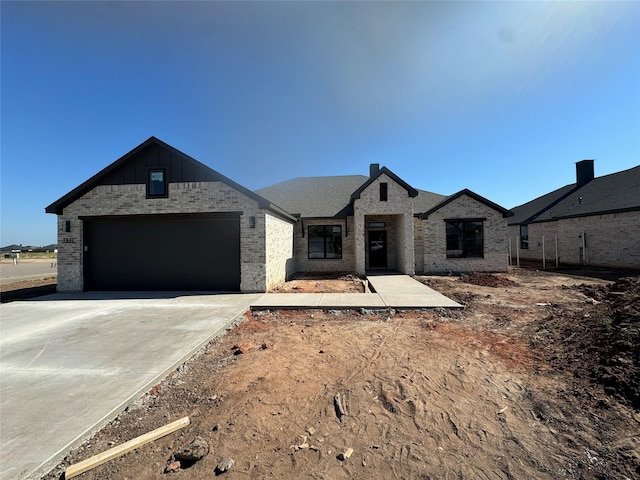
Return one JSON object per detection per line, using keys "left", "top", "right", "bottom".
{"left": 249, "top": 216, "right": 256, "bottom": 228}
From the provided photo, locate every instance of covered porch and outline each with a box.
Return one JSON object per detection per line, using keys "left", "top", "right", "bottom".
{"left": 354, "top": 213, "right": 415, "bottom": 276}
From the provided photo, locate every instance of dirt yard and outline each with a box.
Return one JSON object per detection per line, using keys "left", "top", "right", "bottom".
{"left": 44, "top": 269, "right": 639, "bottom": 480}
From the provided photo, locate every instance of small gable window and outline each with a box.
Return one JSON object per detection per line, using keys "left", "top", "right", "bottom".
{"left": 148, "top": 169, "right": 167, "bottom": 198}
{"left": 380, "top": 182, "right": 388, "bottom": 201}
{"left": 308, "top": 225, "right": 342, "bottom": 259}
{"left": 446, "top": 220, "right": 484, "bottom": 258}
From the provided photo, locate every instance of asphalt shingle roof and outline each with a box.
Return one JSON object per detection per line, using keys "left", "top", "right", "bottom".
{"left": 509, "top": 165, "right": 640, "bottom": 225}
{"left": 255, "top": 175, "right": 447, "bottom": 218}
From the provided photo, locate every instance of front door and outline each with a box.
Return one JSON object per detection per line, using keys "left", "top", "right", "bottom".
{"left": 368, "top": 230, "right": 387, "bottom": 269}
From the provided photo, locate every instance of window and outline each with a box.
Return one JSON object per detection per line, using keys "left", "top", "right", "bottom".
{"left": 380, "top": 182, "right": 388, "bottom": 201}
{"left": 148, "top": 169, "right": 167, "bottom": 197}
{"left": 308, "top": 225, "right": 342, "bottom": 259}
{"left": 446, "top": 221, "right": 484, "bottom": 258}
{"left": 520, "top": 225, "right": 529, "bottom": 249}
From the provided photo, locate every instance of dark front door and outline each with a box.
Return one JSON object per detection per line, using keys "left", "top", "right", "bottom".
{"left": 83, "top": 213, "right": 241, "bottom": 291}
{"left": 368, "top": 230, "right": 387, "bottom": 269}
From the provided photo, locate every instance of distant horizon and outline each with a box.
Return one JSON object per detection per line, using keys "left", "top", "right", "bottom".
{"left": 2, "top": 1, "right": 638, "bottom": 246}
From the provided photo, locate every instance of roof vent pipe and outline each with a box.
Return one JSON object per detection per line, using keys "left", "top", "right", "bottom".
{"left": 370, "top": 163, "right": 380, "bottom": 177}
{"left": 576, "top": 160, "right": 595, "bottom": 187}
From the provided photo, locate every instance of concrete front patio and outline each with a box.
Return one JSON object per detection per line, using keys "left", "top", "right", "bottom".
{"left": 251, "top": 274, "right": 462, "bottom": 309}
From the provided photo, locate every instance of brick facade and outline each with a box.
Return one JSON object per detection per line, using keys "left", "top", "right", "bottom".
{"left": 293, "top": 218, "right": 356, "bottom": 273}
{"left": 289, "top": 178, "right": 510, "bottom": 276}
{"left": 56, "top": 182, "right": 285, "bottom": 292}
{"left": 353, "top": 174, "right": 415, "bottom": 275}
{"left": 509, "top": 210, "right": 640, "bottom": 269}
{"left": 422, "top": 194, "right": 508, "bottom": 273}
{"left": 264, "top": 212, "right": 295, "bottom": 290}
{"left": 50, "top": 140, "right": 511, "bottom": 290}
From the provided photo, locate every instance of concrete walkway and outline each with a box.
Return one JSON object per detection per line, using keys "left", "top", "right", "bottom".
{"left": 0, "top": 292, "right": 260, "bottom": 480}
{"left": 251, "top": 274, "right": 462, "bottom": 309}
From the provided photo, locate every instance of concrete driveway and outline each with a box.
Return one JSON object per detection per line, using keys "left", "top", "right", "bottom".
{"left": 0, "top": 292, "right": 260, "bottom": 480}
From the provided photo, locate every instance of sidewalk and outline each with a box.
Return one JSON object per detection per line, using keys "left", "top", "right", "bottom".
{"left": 251, "top": 274, "right": 462, "bottom": 309}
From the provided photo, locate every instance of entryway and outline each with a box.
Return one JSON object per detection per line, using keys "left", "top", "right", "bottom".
{"left": 368, "top": 230, "right": 387, "bottom": 269}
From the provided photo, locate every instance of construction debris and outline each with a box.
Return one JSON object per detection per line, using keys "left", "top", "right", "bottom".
{"left": 64, "top": 416, "right": 190, "bottom": 479}
{"left": 333, "top": 393, "right": 346, "bottom": 421}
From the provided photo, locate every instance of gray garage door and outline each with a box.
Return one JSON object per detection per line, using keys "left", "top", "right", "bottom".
{"left": 83, "top": 213, "right": 240, "bottom": 291}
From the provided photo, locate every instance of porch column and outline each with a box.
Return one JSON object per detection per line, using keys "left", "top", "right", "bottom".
{"left": 354, "top": 204, "right": 366, "bottom": 275}
{"left": 401, "top": 213, "right": 415, "bottom": 275}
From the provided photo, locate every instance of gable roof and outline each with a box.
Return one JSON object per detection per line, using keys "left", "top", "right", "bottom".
{"left": 509, "top": 165, "right": 640, "bottom": 225}
{"left": 420, "top": 189, "right": 512, "bottom": 219}
{"left": 45, "top": 137, "right": 296, "bottom": 222}
{"left": 349, "top": 166, "right": 419, "bottom": 202}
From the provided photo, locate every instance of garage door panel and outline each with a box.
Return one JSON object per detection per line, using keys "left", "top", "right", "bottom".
{"left": 84, "top": 215, "right": 240, "bottom": 291}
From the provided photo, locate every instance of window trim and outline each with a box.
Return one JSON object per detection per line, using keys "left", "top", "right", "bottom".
{"left": 445, "top": 219, "right": 484, "bottom": 258}
{"left": 147, "top": 168, "right": 168, "bottom": 198}
{"left": 307, "top": 225, "right": 342, "bottom": 260}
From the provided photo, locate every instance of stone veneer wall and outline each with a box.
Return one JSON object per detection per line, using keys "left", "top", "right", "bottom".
{"left": 293, "top": 217, "right": 356, "bottom": 273}
{"left": 56, "top": 182, "right": 270, "bottom": 292}
{"left": 353, "top": 174, "right": 415, "bottom": 275}
{"left": 264, "top": 212, "right": 295, "bottom": 290}
{"left": 422, "top": 194, "right": 508, "bottom": 273}
{"left": 509, "top": 210, "right": 640, "bottom": 268}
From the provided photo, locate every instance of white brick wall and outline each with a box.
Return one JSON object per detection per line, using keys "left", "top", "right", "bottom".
{"left": 353, "top": 174, "right": 415, "bottom": 275}
{"left": 264, "top": 212, "right": 295, "bottom": 290}
{"left": 56, "top": 182, "right": 283, "bottom": 292}
{"left": 422, "top": 194, "right": 508, "bottom": 273}
{"left": 509, "top": 210, "right": 640, "bottom": 268}
{"left": 293, "top": 218, "right": 356, "bottom": 273}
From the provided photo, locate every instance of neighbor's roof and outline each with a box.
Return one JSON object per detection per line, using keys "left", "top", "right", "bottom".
{"left": 255, "top": 175, "right": 447, "bottom": 218}
{"left": 507, "top": 184, "right": 577, "bottom": 225}
{"left": 509, "top": 165, "right": 640, "bottom": 225}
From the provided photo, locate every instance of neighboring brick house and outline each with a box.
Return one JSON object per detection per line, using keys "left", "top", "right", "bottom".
{"left": 508, "top": 161, "right": 640, "bottom": 269}
{"left": 47, "top": 137, "right": 512, "bottom": 293}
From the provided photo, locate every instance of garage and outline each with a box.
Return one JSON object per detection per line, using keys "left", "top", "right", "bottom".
{"left": 82, "top": 213, "right": 240, "bottom": 291}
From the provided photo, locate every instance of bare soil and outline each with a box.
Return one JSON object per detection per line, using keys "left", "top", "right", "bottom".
{"left": 0, "top": 277, "right": 56, "bottom": 302}
{"left": 44, "top": 269, "right": 640, "bottom": 480}
{"left": 272, "top": 273, "right": 365, "bottom": 293}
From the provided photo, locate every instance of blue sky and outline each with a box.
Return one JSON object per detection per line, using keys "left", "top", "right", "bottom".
{"left": 1, "top": 1, "right": 639, "bottom": 246}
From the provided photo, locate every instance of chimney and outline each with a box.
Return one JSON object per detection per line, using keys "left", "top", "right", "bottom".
{"left": 369, "top": 163, "right": 380, "bottom": 177}
{"left": 576, "top": 160, "right": 594, "bottom": 187}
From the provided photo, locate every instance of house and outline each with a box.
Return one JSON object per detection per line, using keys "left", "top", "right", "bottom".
{"left": 508, "top": 160, "right": 640, "bottom": 269}
{"left": 46, "top": 137, "right": 512, "bottom": 292}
